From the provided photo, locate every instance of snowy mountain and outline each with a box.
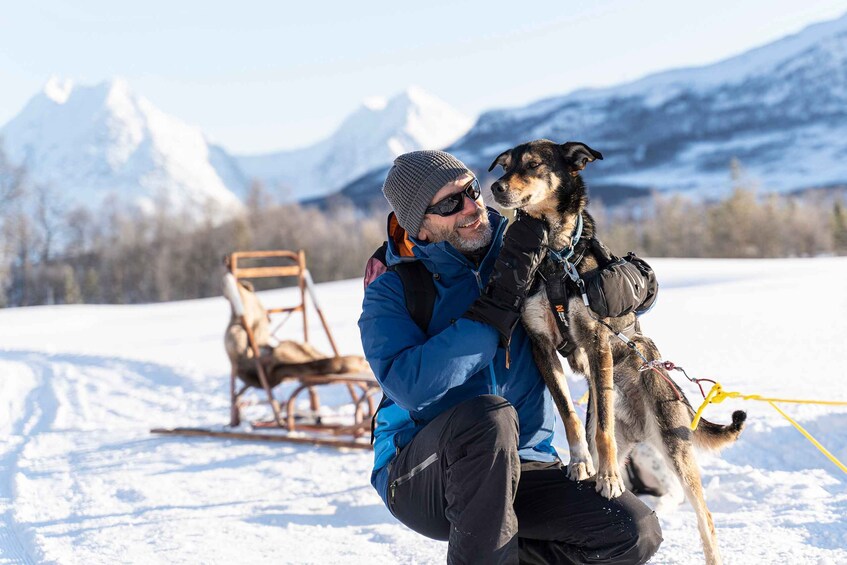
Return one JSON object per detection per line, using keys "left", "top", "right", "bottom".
{"left": 0, "top": 77, "right": 247, "bottom": 221}
{"left": 0, "top": 80, "right": 472, "bottom": 211}
{"left": 8, "top": 11, "right": 845, "bottom": 217}
{"left": 237, "top": 86, "right": 473, "bottom": 201}
{"left": 336, "top": 12, "right": 847, "bottom": 207}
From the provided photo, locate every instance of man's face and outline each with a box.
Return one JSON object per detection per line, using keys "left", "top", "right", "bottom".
{"left": 417, "top": 172, "right": 492, "bottom": 253}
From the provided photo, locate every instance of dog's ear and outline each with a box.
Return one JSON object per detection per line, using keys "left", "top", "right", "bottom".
{"left": 559, "top": 142, "right": 603, "bottom": 176}
{"left": 488, "top": 149, "right": 512, "bottom": 172}
{"left": 239, "top": 280, "right": 255, "bottom": 292}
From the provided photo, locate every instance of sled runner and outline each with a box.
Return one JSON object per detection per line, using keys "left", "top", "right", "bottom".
{"left": 152, "top": 250, "right": 380, "bottom": 449}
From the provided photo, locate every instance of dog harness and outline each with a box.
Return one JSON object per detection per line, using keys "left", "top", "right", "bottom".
{"left": 538, "top": 213, "right": 638, "bottom": 357}
{"left": 537, "top": 213, "right": 588, "bottom": 357}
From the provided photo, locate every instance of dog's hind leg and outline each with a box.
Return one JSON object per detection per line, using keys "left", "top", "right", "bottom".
{"left": 587, "top": 331, "right": 626, "bottom": 499}
{"left": 530, "top": 338, "right": 594, "bottom": 480}
{"left": 652, "top": 421, "right": 722, "bottom": 565}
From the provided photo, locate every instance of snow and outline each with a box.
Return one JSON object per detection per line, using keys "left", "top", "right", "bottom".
{"left": 236, "top": 87, "right": 473, "bottom": 201}
{"left": 451, "top": 12, "right": 847, "bottom": 200}
{"left": 42, "top": 76, "right": 73, "bottom": 105}
{"left": 511, "top": 12, "right": 847, "bottom": 116}
{"left": 0, "top": 78, "right": 245, "bottom": 223}
{"left": 1, "top": 80, "right": 473, "bottom": 209}
{"left": 1, "top": 258, "right": 846, "bottom": 563}
{"left": 597, "top": 122, "right": 847, "bottom": 195}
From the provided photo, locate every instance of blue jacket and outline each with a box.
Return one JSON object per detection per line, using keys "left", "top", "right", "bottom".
{"left": 358, "top": 208, "right": 558, "bottom": 506}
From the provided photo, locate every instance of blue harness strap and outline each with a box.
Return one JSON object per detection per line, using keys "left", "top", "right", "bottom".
{"left": 547, "top": 213, "right": 583, "bottom": 264}
{"left": 540, "top": 214, "right": 586, "bottom": 356}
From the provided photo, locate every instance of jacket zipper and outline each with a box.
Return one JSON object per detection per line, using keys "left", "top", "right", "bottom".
{"left": 488, "top": 361, "right": 499, "bottom": 395}
{"left": 390, "top": 452, "right": 438, "bottom": 504}
{"left": 471, "top": 269, "right": 500, "bottom": 396}
{"left": 443, "top": 213, "right": 508, "bottom": 396}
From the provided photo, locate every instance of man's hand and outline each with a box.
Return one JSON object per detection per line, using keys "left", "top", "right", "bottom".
{"left": 463, "top": 213, "right": 548, "bottom": 341}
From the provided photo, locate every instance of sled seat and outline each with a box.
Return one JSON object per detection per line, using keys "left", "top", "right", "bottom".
{"left": 222, "top": 250, "right": 380, "bottom": 447}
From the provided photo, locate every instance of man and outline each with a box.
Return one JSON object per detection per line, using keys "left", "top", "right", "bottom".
{"left": 359, "top": 150, "right": 662, "bottom": 564}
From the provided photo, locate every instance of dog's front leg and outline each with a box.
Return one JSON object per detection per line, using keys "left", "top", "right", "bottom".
{"left": 529, "top": 338, "right": 594, "bottom": 480}
{"left": 589, "top": 332, "right": 626, "bottom": 499}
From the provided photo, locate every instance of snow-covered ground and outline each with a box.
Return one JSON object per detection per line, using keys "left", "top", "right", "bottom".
{"left": 1, "top": 258, "right": 846, "bottom": 564}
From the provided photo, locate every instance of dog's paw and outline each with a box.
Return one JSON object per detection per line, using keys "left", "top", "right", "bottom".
{"left": 595, "top": 472, "right": 626, "bottom": 499}
{"left": 567, "top": 460, "right": 595, "bottom": 481}
{"left": 567, "top": 450, "right": 595, "bottom": 481}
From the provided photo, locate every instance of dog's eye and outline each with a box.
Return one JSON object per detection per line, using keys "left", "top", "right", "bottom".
{"left": 528, "top": 162, "right": 541, "bottom": 169}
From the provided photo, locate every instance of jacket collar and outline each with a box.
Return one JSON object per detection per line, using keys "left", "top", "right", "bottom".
{"left": 385, "top": 207, "right": 508, "bottom": 280}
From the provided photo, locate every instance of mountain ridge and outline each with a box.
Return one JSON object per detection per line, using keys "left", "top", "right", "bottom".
{"left": 3, "top": 12, "right": 845, "bottom": 217}
{"left": 446, "top": 11, "right": 847, "bottom": 196}
{"left": 0, "top": 77, "right": 246, "bottom": 221}
{"left": 235, "top": 86, "right": 473, "bottom": 200}
{"left": 333, "top": 11, "right": 847, "bottom": 209}
{"left": 0, "top": 80, "right": 473, "bottom": 213}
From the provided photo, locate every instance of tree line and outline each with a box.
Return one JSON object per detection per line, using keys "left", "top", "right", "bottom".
{"left": 0, "top": 168, "right": 385, "bottom": 307}
{"left": 593, "top": 187, "right": 847, "bottom": 259}
{"left": 1, "top": 154, "right": 846, "bottom": 307}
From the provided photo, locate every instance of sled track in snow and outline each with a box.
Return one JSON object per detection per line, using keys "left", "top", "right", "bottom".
{"left": 0, "top": 353, "right": 58, "bottom": 565}
{"left": 0, "top": 526, "right": 35, "bottom": 565}
{"left": 0, "top": 349, "right": 218, "bottom": 564}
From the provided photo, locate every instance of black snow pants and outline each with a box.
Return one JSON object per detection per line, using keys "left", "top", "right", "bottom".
{"left": 386, "top": 395, "right": 662, "bottom": 565}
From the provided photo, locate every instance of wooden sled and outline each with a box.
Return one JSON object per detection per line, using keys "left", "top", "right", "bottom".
{"left": 152, "top": 250, "right": 380, "bottom": 449}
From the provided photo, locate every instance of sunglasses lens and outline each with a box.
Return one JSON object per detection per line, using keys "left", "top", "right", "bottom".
{"left": 467, "top": 178, "right": 481, "bottom": 200}
{"left": 434, "top": 193, "right": 464, "bottom": 215}
{"left": 426, "top": 177, "right": 480, "bottom": 216}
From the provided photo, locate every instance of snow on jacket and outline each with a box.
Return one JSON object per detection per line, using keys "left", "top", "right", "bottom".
{"left": 358, "top": 207, "right": 558, "bottom": 506}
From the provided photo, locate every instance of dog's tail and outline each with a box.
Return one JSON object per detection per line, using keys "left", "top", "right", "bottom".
{"left": 692, "top": 410, "right": 747, "bottom": 451}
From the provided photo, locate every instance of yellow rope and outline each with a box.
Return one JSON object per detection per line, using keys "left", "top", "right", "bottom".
{"left": 691, "top": 382, "right": 847, "bottom": 475}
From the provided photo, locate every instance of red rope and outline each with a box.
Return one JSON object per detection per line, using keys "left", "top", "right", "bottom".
{"left": 646, "top": 365, "right": 683, "bottom": 401}
{"left": 640, "top": 359, "right": 715, "bottom": 401}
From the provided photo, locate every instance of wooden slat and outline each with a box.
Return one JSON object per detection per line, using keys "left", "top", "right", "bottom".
{"left": 266, "top": 306, "right": 303, "bottom": 314}
{"left": 297, "top": 373, "right": 379, "bottom": 385}
{"left": 234, "top": 265, "right": 301, "bottom": 279}
{"left": 232, "top": 250, "right": 299, "bottom": 260}
{"left": 150, "top": 427, "right": 373, "bottom": 450}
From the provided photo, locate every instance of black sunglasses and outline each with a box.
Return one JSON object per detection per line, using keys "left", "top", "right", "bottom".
{"left": 424, "top": 177, "right": 481, "bottom": 216}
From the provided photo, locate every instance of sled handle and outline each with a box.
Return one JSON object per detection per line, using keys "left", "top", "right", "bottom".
{"left": 223, "top": 273, "right": 245, "bottom": 317}
{"left": 303, "top": 270, "right": 341, "bottom": 358}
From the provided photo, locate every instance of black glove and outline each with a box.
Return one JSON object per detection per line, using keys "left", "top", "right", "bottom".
{"left": 463, "top": 213, "right": 548, "bottom": 341}
{"left": 584, "top": 251, "right": 658, "bottom": 319}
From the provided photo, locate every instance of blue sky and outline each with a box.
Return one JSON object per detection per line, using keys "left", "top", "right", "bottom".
{"left": 1, "top": 0, "right": 845, "bottom": 154}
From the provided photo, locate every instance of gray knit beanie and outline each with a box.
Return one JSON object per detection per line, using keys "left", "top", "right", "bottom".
{"left": 382, "top": 150, "right": 472, "bottom": 237}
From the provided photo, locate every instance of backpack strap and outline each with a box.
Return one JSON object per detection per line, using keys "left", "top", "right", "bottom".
{"left": 391, "top": 260, "right": 437, "bottom": 334}
{"left": 365, "top": 241, "right": 436, "bottom": 333}
{"left": 365, "top": 245, "right": 437, "bottom": 445}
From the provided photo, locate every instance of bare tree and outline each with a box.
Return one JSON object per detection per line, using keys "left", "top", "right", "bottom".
{"left": 833, "top": 199, "right": 847, "bottom": 255}
{"left": 32, "top": 182, "right": 68, "bottom": 263}
{"left": 0, "top": 144, "right": 25, "bottom": 214}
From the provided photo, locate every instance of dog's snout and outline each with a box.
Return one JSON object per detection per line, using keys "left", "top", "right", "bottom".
{"left": 491, "top": 181, "right": 507, "bottom": 194}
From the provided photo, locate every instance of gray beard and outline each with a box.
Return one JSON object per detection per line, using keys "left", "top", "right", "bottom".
{"left": 447, "top": 223, "right": 493, "bottom": 253}
{"left": 425, "top": 211, "right": 493, "bottom": 253}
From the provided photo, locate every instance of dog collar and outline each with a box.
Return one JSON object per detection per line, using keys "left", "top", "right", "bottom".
{"left": 548, "top": 213, "right": 583, "bottom": 264}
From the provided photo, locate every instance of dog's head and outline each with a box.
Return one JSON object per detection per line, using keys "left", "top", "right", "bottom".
{"left": 487, "top": 139, "right": 602, "bottom": 216}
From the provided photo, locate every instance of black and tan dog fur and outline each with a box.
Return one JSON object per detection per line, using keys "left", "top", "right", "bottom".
{"left": 488, "top": 139, "right": 745, "bottom": 565}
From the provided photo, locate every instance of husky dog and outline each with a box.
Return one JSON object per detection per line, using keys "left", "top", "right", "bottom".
{"left": 488, "top": 139, "right": 745, "bottom": 565}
